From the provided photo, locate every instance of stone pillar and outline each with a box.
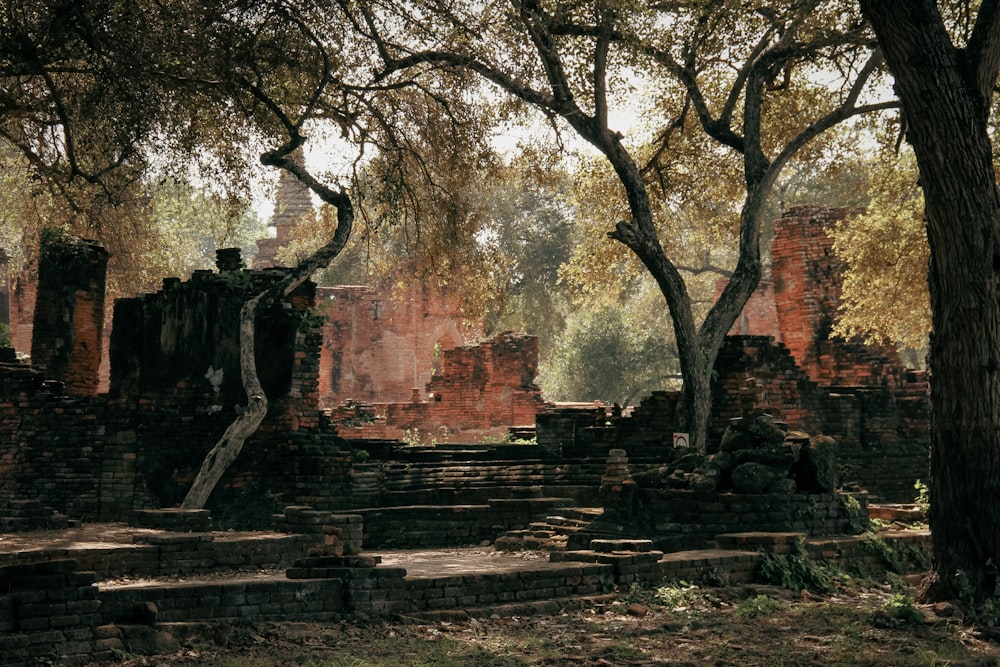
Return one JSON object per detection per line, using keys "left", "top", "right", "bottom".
{"left": 770, "top": 205, "right": 904, "bottom": 386}
{"left": 215, "top": 247, "right": 243, "bottom": 272}
{"left": 770, "top": 205, "right": 850, "bottom": 375}
{"left": 30, "top": 232, "right": 109, "bottom": 395}
{"left": 11, "top": 273, "right": 37, "bottom": 356}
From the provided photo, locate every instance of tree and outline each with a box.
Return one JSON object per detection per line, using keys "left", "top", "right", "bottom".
{"left": 1, "top": 0, "right": 358, "bottom": 508}
{"left": 830, "top": 149, "right": 930, "bottom": 352}
{"left": 478, "top": 155, "right": 576, "bottom": 351}
{"left": 859, "top": 0, "right": 1000, "bottom": 606}
{"left": 362, "top": 0, "right": 895, "bottom": 451}
{"left": 543, "top": 299, "right": 681, "bottom": 406}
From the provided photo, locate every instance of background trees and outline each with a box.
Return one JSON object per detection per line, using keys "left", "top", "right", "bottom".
{"left": 542, "top": 300, "right": 681, "bottom": 405}
{"left": 830, "top": 149, "right": 929, "bottom": 354}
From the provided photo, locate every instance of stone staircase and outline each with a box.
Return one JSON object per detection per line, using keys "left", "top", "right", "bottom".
{"left": 348, "top": 463, "right": 385, "bottom": 508}
{"left": 0, "top": 499, "right": 71, "bottom": 532}
{"left": 495, "top": 507, "right": 604, "bottom": 551}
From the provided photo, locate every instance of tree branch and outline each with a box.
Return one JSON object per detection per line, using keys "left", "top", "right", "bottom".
{"left": 968, "top": 0, "right": 1000, "bottom": 115}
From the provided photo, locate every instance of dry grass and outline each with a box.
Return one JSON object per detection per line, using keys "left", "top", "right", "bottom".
{"left": 93, "top": 582, "right": 1000, "bottom": 666}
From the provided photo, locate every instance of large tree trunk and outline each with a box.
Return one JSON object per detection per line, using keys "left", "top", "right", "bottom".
{"left": 861, "top": 0, "right": 1000, "bottom": 603}
{"left": 182, "top": 143, "right": 354, "bottom": 510}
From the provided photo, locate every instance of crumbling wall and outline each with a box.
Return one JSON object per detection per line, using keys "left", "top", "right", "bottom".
{"left": 333, "top": 332, "right": 546, "bottom": 442}
{"left": 0, "top": 354, "right": 107, "bottom": 518}
{"left": 317, "top": 283, "right": 477, "bottom": 407}
{"left": 770, "top": 205, "right": 907, "bottom": 387}
{"left": 102, "top": 252, "right": 351, "bottom": 522}
{"left": 108, "top": 258, "right": 316, "bottom": 412}
{"left": 0, "top": 247, "right": 354, "bottom": 525}
{"left": 9, "top": 272, "right": 36, "bottom": 358}
{"left": 711, "top": 336, "right": 929, "bottom": 502}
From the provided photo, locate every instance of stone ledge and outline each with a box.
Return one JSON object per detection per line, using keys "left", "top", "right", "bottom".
{"left": 128, "top": 509, "right": 212, "bottom": 533}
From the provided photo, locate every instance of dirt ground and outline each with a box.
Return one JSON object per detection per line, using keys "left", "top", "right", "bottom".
{"left": 90, "top": 582, "right": 1000, "bottom": 667}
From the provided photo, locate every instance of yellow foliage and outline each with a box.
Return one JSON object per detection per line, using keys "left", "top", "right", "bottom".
{"left": 831, "top": 151, "right": 930, "bottom": 349}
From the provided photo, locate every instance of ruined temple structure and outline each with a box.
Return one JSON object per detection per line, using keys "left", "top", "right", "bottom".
{"left": 330, "top": 330, "right": 547, "bottom": 443}
{"left": 544, "top": 205, "right": 928, "bottom": 502}
{"left": 722, "top": 205, "right": 908, "bottom": 386}
{"left": 0, "top": 203, "right": 929, "bottom": 534}
{"left": 251, "top": 168, "right": 315, "bottom": 271}
{"left": 316, "top": 282, "right": 480, "bottom": 408}
{"left": 0, "top": 228, "right": 544, "bottom": 524}
{"left": 0, "top": 241, "right": 353, "bottom": 525}
{"left": 0, "top": 203, "right": 938, "bottom": 667}
{"left": 252, "top": 166, "right": 483, "bottom": 410}
{"left": 30, "top": 233, "right": 109, "bottom": 396}
{"left": 713, "top": 206, "right": 930, "bottom": 501}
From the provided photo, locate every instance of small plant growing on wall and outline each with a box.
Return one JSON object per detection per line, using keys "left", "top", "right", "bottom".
{"left": 914, "top": 479, "right": 929, "bottom": 511}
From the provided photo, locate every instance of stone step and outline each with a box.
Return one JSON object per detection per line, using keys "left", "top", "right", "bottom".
{"left": 539, "top": 516, "right": 593, "bottom": 528}
{"left": 538, "top": 508, "right": 603, "bottom": 523}
{"left": 494, "top": 507, "right": 603, "bottom": 553}
{"left": 714, "top": 532, "right": 807, "bottom": 554}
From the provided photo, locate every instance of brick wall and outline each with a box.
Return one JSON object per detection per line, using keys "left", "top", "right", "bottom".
{"left": 334, "top": 332, "right": 547, "bottom": 442}
{"left": 711, "top": 335, "right": 930, "bottom": 502}
{"left": 9, "top": 274, "right": 35, "bottom": 358}
{"left": 317, "top": 283, "right": 478, "bottom": 407}
{"left": 716, "top": 276, "right": 781, "bottom": 339}
{"left": 0, "top": 559, "right": 103, "bottom": 666}
{"left": 0, "top": 252, "right": 359, "bottom": 525}
{"left": 770, "top": 206, "right": 906, "bottom": 387}
{"left": 0, "top": 245, "right": 547, "bottom": 523}
{"left": 633, "top": 489, "right": 869, "bottom": 552}
{"left": 532, "top": 335, "right": 929, "bottom": 502}
{"left": 0, "top": 357, "right": 107, "bottom": 519}
{"left": 108, "top": 266, "right": 317, "bottom": 411}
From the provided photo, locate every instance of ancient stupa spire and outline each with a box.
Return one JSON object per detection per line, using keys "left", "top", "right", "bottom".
{"left": 253, "top": 153, "right": 314, "bottom": 269}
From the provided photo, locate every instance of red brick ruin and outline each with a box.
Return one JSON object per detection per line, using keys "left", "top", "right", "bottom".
{"left": 709, "top": 205, "right": 928, "bottom": 500}
{"left": 0, "top": 203, "right": 929, "bottom": 525}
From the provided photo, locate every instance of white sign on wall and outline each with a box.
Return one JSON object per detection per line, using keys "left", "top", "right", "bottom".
{"left": 673, "top": 432, "right": 690, "bottom": 448}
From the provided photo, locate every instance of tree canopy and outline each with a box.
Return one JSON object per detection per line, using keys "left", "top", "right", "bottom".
{"left": 830, "top": 147, "right": 929, "bottom": 352}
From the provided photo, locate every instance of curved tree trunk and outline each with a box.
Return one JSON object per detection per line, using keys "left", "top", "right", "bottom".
{"left": 861, "top": 0, "right": 1000, "bottom": 603}
{"left": 181, "top": 142, "right": 354, "bottom": 510}
{"left": 181, "top": 294, "right": 269, "bottom": 509}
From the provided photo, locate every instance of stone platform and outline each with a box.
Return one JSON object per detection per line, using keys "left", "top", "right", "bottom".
{"left": 0, "top": 523, "right": 931, "bottom": 666}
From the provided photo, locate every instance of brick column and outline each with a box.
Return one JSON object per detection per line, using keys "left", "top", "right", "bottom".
{"left": 30, "top": 233, "right": 109, "bottom": 395}
{"left": 770, "top": 205, "right": 904, "bottom": 386}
